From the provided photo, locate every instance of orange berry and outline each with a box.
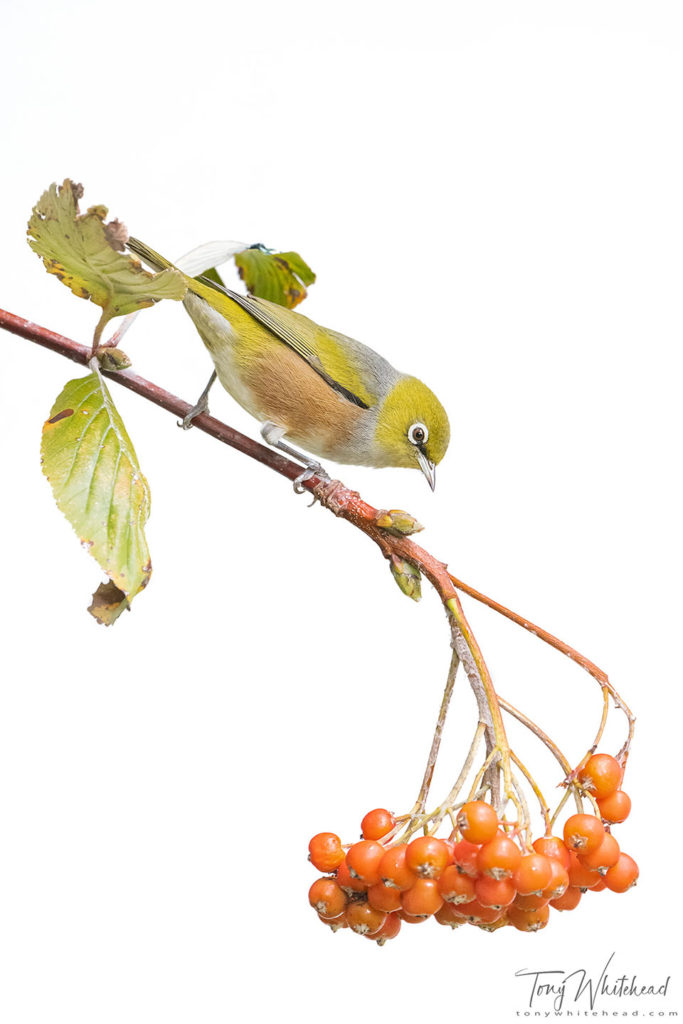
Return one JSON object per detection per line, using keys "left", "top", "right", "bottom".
{"left": 542, "top": 858, "right": 569, "bottom": 901}
{"left": 477, "top": 833, "right": 522, "bottom": 879}
{"left": 361, "top": 808, "right": 396, "bottom": 841}
{"left": 591, "top": 876, "right": 608, "bottom": 891}
{"left": 367, "top": 881, "right": 402, "bottom": 913}
{"left": 438, "top": 865, "right": 476, "bottom": 905}
{"left": 513, "top": 892, "right": 549, "bottom": 912}
{"left": 347, "top": 840, "right": 385, "bottom": 885}
{"left": 435, "top": 902, "right": 467, "bottom": 927}
{"left": 579, "top": 754, "right": 622, "bottom": 799}
{"left": 533, "top": 835, "right": 571, "bottom": 870}
{"left": 367, "top": 911, "right": 401, "bottom": 944}
{"left": 336, "top": 858, "right": 367, "bottom": 894}
{"left": 508, "top": 904, "right": 550, "bottom": 932}
{"left": 567, "top": 851, "right": 602, "bottom": 889}
{"left": 379, "top": 844, "right": 414, "bottom": 891}
{"left": 578, "top": 832, "right": 620, "bottom": 874}
{"left": 345, "top": 900, "right": 387, "bottom": 935}
{"left": 550, "top": 885, "right": 582, "bottom": 911}
{"left": 441, "top": 838, "right": 456, "bottom": 862}
{"left": 456, "top": 899, "right": 504, "bottom": 924}
{"left": 308, "top": 832, "right": 344, "bottom": 872}
{"left": 473, "top": 914, "right": 510, "bottom": 933}
{"left": 398, "top": 908, "right": 428, "bottom": 924}
{"left": 308, "top": 877, "right": 347, "bottom": 919}
{"left": 474, "top": 875, "right": 516, "bottom": 909}
{"left": 597, "top": 789, "right": 631, "bottom": 824}
{"left": 563, "top": 813, "right": 605, "bottom": 854}
{"left": 401, "top": 877, "right": 444, "bottom": 917}
{"left": 604, "top": 852, "right": 639, "bottom": 893}
{"left": 318, "top": 912, "right": 347, "bottom": 931}
{"left": 452, "top": 839, "right": 481, "bottom": 877}
{"left": 405, "top": 836, "right": 450, "bottom": 879}
{"left": 513, "top": 854, "right": 553, "bottom": 895}
{"left": 456, "top": 801, "right": 499, "bottom": 844}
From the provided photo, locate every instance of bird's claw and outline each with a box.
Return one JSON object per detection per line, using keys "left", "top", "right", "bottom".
{"left": 178, "top": 401, "right": 208, "bottom": 431}
{"left": 293, "top": 462, "right": 330, "bottom": 494}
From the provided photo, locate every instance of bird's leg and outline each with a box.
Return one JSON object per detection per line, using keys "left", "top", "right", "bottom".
{"left": 260, "top": 421, "right": 331, "bottom": 492}
{"left": 178, "top": 371, "right": 217, "bottom": 429}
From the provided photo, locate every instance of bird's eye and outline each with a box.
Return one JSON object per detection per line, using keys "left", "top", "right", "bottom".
{"left": 408, "top": 422, "right": 428, "bottom": 446}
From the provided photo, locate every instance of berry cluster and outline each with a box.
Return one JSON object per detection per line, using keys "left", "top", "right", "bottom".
{"left": 307, "top": 754, "right": 637, "bottom": 943}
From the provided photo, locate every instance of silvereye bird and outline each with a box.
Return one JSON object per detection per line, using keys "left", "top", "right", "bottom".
{"left": 126, "top": 237, "right": 450, "bottom": 489}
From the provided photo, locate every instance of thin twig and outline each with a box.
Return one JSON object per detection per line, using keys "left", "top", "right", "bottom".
{"left": 427, "top": 721, "right": 487, "bottom": 832}
{"left": 446, "top": 570, "right": 636, "bottom": 752}
{"left": 510, "top": 750, "right": 551, "bottom": 837}
{"left": 565, "top": 687, "right": 611, "bottom": 785}
{"left": 498, "top": 696, "right": 571, "bottom": 775}
{"left": 549, "top": 787, "right": 573, "bottom": 830}
{"left": 415, "top": 649, "right": 460, "bottom": 814}
{"left": 499, "top": 694, "right": 584, "bottom": 815}
{"left": 509, "top": 771, "right": 533, "bottom": 846}
{"left": 467, "top": 748, "right": 500, "bottom": 802}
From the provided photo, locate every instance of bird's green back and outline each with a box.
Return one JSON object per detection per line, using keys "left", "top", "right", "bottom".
{"left": 187, "top": 275, "right": 392, "bottom": 409}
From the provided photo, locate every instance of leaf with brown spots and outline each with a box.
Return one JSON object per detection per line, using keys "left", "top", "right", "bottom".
{"left": 27, "top": 179, "right": 187, "bottom": 345}
{"left": 41, "top": 368, "right": 152, "bottom": 621}
{"left": 234, "top": 247, "right": 316, "bottom": 309}
{"left": 87, "top": 581, "right": 130, "bottom": 626}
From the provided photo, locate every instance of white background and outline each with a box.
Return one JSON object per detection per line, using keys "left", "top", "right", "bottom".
{"left": 1, "top": 2, "right": 681, "bottom": 1021}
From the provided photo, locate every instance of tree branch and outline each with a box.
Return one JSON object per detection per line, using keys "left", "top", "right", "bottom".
{"left": 2, "top": 305, "right": 513, "bottom": 777}
{"left": 0, "top": 309, "right": 304, "bottom": 483}
{"left": 1, "top": 306, "right": 634, "bottom": 809}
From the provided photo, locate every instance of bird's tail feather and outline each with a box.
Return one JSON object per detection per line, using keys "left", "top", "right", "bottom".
{"left": 127, "top": 236, "right": 176, "bottom": 273}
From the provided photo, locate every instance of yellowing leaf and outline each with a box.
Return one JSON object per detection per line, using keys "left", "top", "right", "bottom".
{"left": 27, "top": 179, "right": 187, "bottom": 344}
{"left": 41, "top": 370, "right": 152, "bottom": 614}
{"left": 234, "top": 247, "right": 316, "bottom": 309}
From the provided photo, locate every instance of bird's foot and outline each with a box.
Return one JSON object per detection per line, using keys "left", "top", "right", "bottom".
{"left": 293, "top": 461, "right": 331, "bottom": 494}
{"left": 178, "top": 401, "right": 207, "bottom": 430}
{"left": 259, "top": 421, "right": 331, "bottom": 494}
{"left": 178, "top": 371, "right": 217, "bottom": 430}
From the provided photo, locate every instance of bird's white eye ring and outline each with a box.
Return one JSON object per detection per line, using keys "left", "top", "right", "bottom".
{"left": 408, "top": 422, "right": 429, "bottom": 446}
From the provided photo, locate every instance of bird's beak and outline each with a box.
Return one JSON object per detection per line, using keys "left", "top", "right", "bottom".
{"left": 417, "top": 449, "right": 437, "bottom": 491}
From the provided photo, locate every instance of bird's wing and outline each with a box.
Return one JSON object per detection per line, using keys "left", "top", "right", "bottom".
{"left": 195, "top": 275, "right": 377, "bottom": 409}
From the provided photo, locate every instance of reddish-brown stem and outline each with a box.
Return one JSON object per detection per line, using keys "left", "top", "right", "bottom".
{"left": 2, "top": 306, "right": 632, "bottom": 828}
{"left": 0, "top": 309, "right": 306, "bottom": 484}
{"left": 3, "top": 305, "right": 515, "bottom": 802}
{"left": 447, "top": 571, "right": 606, "bottom": 684}
{"left": 446, "top": 568, "right": 635, "bottom": 752}
{"left": 2, "top": 305, "right": 507, "bottom": 718}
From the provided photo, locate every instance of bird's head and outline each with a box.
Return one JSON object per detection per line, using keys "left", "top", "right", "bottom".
{"left": 374, "top": 376, "right": 450, "bottom": 489}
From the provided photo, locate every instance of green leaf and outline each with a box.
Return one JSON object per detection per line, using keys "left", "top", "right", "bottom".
{"left": 41, "top": 369, "right": 152, "bottom": 613}
{"left": 27, "top": 179, "right": 187, "bottom": 343}
{"left": 234, "top": 247, "right": 316, "bottom": 308}
{"left": 275, "top": 251, "right": 316, "bottom": 287}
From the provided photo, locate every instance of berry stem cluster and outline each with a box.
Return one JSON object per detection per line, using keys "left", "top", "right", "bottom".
{"left": 310, "top": 478, "right": 633, "bottom": 852}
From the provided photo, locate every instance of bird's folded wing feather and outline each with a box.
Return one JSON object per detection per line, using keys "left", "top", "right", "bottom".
{"left": 196, "top": 275, "right": 378, "bottom": 409}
